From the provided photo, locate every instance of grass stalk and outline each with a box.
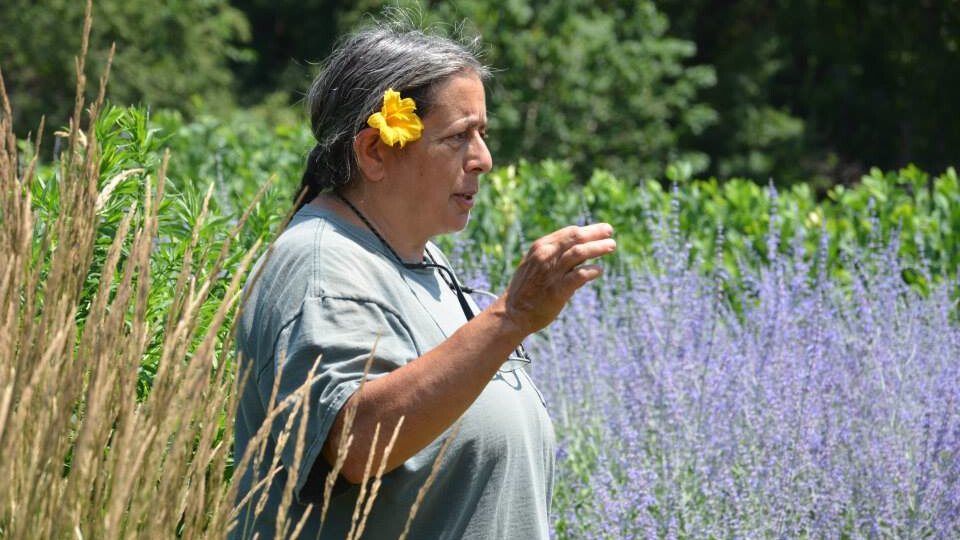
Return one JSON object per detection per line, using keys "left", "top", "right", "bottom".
{"left": 346, "top": 423, "right": 381, "bottom": 540}
{"left": 397, "top": 422, "right": 462, "bottom": 540}
{"left": 353, "top": 416, "right": 405, "bottom": 540}
{"left": 0, "top": 4, "right": 441, "bottom": 537}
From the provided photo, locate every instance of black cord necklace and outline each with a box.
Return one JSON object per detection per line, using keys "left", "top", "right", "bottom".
{"left": 334, "top": 191, "right": 477, "bottom": 321}
{"left": 332, "top": 191, "right": 532, "bottom": 370}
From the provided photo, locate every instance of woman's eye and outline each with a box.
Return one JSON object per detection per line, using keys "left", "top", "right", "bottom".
{"left": 446, "top": 131, "right": 470, "bottom": 144}
{"left": 446, "top": 129, "right": 486, "bottom": 144}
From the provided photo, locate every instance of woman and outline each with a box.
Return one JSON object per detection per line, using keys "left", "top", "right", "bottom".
{"left": 232, "top": 19, "right": 616, "bottom": 540}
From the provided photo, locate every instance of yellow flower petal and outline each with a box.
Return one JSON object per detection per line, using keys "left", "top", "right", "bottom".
{"left": 366, "top": 88, "right": 424, "bottom": 148}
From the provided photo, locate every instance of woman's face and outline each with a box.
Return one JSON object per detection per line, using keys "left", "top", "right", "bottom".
{"left": 380, "top": 72, "right": 493, "bottom": 242}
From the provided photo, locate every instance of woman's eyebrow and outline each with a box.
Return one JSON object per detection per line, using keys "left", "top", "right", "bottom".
{"left": 450, "top": 116, "right": 487, "bottom": 130}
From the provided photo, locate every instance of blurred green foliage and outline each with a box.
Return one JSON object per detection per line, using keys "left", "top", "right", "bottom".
{"left": 0, "top": 0, "right": 251, "bottom": 144}
{"left": 342, "top": 0, "right": 717, "bottom": 181}
{"left": 230, "top": 0, "right": 960, "bottom": 187}
{"left": 465, "top": 160, "right": 959, "bottom": 293}
{"left": 5, "top": 1, "right": 958, "bottom": 187}
{"left": 226, "top": 0, "right": 342, "bottom": 106}
{"left": 150, "top": 107, "right": 960, "bottom": 294}
{"left": 659, "top": 0, "right": 960, "bottom": 187}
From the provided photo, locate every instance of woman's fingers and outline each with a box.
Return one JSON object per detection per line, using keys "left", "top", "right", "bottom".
{"left": 560, "top": 264, "right": 604, "bottom": 293}
{"left": 502, "top": 223, "right": 616, "bottom": 334}
{"left": 557, "top": 238, "right": 617, "bottom": 272}
{"left": 543, "top": 223, "right": 614, "bottom": 253}
{"left": 524, "top": 223, "right": 616, "bottom": 277}
{"left": 524, "top": 223, "right": 615, "bottom": 268}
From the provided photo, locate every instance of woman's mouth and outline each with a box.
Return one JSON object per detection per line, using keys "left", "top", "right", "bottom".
{"left": 452, "top": 192, "right": 476, "bottom": 210}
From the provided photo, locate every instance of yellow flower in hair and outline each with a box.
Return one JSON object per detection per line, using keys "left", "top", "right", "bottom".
{"left": 367, "top": 88, "right": 424, "bottom": 148}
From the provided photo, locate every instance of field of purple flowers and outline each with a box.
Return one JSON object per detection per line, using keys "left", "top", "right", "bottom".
{"left": 467, "top": 213, "right": 960, "bottom": 539}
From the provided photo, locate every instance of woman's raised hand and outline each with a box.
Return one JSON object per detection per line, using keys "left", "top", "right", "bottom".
{"left": 497, "top": 223, "right": 616, "bottom": 335}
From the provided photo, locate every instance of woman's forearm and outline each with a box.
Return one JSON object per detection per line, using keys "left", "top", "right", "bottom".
{"left": 321, "top": 223, "right": 616, "bottom": 483}
{"left": 320, "top": 296, "right": 524, "bottom": 483}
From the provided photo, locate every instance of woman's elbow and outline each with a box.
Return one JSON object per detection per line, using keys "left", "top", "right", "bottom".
{"left": 332, "top": 452, "right": 401, "bottom": 485}
{"left": 337, "top": 457, "right": 366, "bottom": 485}
{"left": 321, "top": 433, "right": 400, "bottom": 485}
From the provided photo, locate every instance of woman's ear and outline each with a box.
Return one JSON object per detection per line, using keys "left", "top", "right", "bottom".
{"left": 353, "top": 128, "right": 386, "bottom": 183}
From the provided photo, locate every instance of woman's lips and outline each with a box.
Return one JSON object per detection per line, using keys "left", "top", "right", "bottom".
{"left": 452, "top": 193, "right": 475, "bottom": 210}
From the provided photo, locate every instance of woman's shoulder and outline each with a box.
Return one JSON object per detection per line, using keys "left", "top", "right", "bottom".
{"left": 236, "top": 207, "right": 400, "bottom": 355}
{"left": 254, "top": 206, "right": 397, "bottom": 299}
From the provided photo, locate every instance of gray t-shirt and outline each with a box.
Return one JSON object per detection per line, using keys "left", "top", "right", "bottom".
{"left": 231, "top": 205, "right": 555, "bottom": 539}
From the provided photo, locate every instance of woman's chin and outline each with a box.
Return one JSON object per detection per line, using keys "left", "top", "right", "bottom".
{"left": 440, "top": 211, "right": 472, "bottom": 235}
{"left": 446, "top": 201, "right": 473, "bottom": 227}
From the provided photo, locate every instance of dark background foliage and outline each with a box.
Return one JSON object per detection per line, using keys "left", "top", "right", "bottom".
{"left": 2, "top": 0, "right": 957, "bottom": 188}
{"left": 658, "top": 0, "right": 960, "bottom": 189}
{"left": 0, "top": 0, "right": 250, "bottom": 142}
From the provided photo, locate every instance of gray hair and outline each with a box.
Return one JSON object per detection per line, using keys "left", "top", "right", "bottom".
{"left": 295, "top": 18, "right": 491, "bottom": 209}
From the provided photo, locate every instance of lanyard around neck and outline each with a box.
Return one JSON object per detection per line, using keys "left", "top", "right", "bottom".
{"left": 334, "top": 191, "right": 476, "bottom": 321}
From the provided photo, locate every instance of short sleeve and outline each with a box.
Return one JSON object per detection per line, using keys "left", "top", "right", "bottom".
{"left": 258, "top": 295, "right": 419, "bottom": 503}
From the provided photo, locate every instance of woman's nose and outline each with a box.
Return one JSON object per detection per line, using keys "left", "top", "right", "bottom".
{"left": 466, "top": 133, "right": 493, "bottom": 174}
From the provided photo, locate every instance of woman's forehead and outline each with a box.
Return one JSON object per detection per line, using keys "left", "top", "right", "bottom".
{"left": 427, "top": 74, "right": 486, "bottom": 123}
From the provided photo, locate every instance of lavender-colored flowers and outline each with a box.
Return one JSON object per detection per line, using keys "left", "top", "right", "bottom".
{"left": 464, "top": 209, "right": 960, "bottom": 539}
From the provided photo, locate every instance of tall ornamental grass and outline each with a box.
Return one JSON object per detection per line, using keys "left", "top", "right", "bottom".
{"left": 0, "top": 9, "right": 262, "bottom": 534}
{"left": 0, "top": 8, "right": 459, "bottom": 537}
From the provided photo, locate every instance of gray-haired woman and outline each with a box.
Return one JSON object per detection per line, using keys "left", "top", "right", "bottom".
{"left": 231, "top": 18, "right": 616, "bottom": 540}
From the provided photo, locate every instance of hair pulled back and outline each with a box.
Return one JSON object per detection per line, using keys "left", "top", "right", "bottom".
{"left": 295, "top": 16, "right": 490, "bottom": 210}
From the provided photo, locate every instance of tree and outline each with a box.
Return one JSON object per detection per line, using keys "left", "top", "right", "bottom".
{"left": 228, "top": 0, "right": 344, "bottom": 106}
{"left": 0, "top": 0, "right": 250, "bottom": 139}
{"left": 338, "top": 0, "right": 717, "bottom": 183}
{"left": 659, "top": 0, "right": 960, "bottom": 188}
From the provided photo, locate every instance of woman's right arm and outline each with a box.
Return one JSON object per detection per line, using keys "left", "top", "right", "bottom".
{"left": 321, "top": 223, "right": 616, "bottom": 483}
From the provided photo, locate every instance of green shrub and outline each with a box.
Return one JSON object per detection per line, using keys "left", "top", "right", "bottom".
{"left": 28, "top": 104, "right": 289, "bottom": 395}
{"left": 140, "top": 108, "right": 960, "bottom": 293}
{"left": 464, "top": 160, "right": 959, "bottom": 290}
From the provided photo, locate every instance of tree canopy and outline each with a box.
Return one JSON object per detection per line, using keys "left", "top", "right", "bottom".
{"left": 2, "top": 0, "right": 957, "bottom": 187}
{"left": 0, "top": 0, "right": 249, "bottom": 141}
